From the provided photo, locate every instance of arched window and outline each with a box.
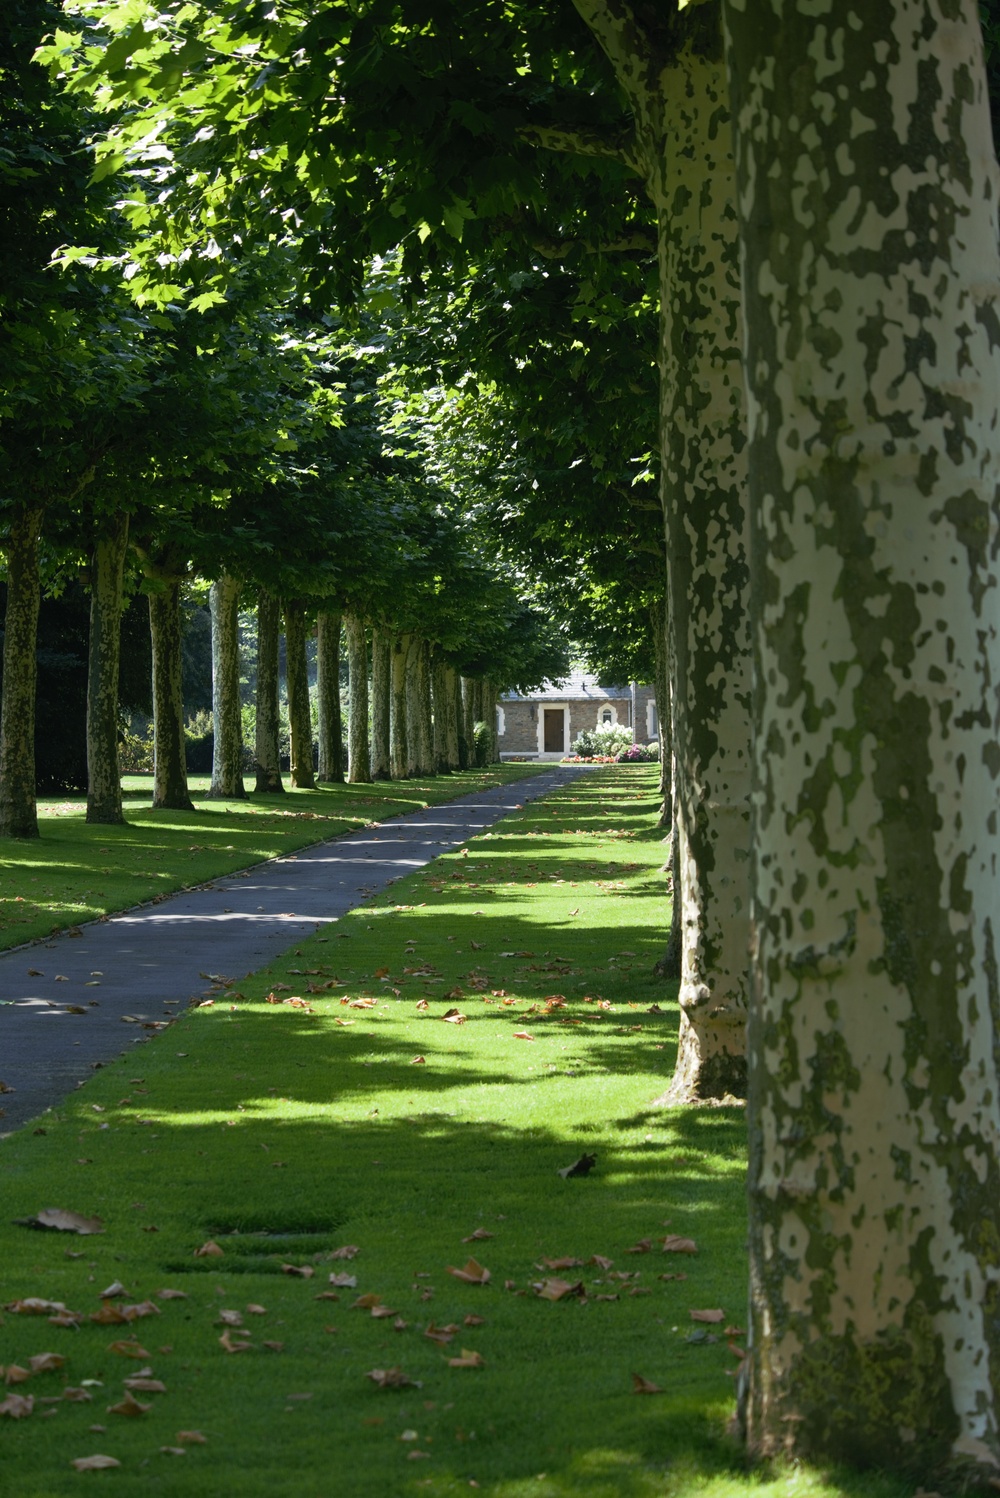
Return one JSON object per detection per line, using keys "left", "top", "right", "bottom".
{"left": 601, "top": 709, "right": 613, "bottom": 726}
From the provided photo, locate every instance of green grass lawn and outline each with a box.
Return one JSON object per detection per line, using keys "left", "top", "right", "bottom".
{"left": 0, "top": 768, "right": 909, "bottom": 1497}
{"left": 0, "top": 766, "right": 553, "bottom": 953}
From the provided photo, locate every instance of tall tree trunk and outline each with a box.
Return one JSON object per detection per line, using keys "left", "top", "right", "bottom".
{"left": 726, "top": 0, "right": 1000, "bottom": 1477}
{"left": 482, "top": 675, "right": 498, "bottom": 764}
{"left": 406, "top": 637, "right": 433, "bottom": 777}
{"left": 370, "top": 624, "right": 391, "bottom": 780}
{"left": 207, "top": 573, "right": 246, "bottom": 800}
{"left": 443, "top": 664, "right": 461, "bottom": 771}
{"left": 0, "top": 503, "right": 43, "bottom": 838}
{"left": 461, "top": 676, "right": 476, "bottom": 768}
{"left": 390, "top": 634, "right": 409, "bottom": 779}
{"left": 651, "top": 593, "right": 672, "bottom": 822}
{"left": 85, "top": 510, "right": 129, "bottom": 826}
{"left": 456, "top": 671, "right": 470, "bottom": 769}
{"left": 415, "top": 639, "right": 434, "bottom": 775}
{"left": 317, "top": 610, "right": 345, "bottom": 782}
{"left": 284, "top": 599, "right": 315, "bottom": 790}
{"left": 254, "top": 588, "right": 284, "bottom": 795}
{"left": 345, "top": 613, "right": 371, "bottom": 783}
{"left": 431, "top": 653, "right": 450, "bottom": 773}
{"left": 148, "top": 579, "right": 195, "bottom": 812}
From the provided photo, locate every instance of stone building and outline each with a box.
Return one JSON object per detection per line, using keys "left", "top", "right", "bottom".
{"left": 497, "top": 672, "right": 658, "bottom": 759}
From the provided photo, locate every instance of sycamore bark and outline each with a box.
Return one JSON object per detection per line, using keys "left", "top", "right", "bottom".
{"left": 208, "top": 573, "right": 246, "bottom": 800}
{"left": 86, "top": 511, "right": 129, "bottom": 826}
{"left": 148, "top": 579, "right": 195, "bottom": 812}
{"left": 254, "top": 588, "right": 284, "bottom": 795}
{"left": 284, "top": 600, "right": 315, "bottom": 790}
{"left": 390, "top": 634, "right": 410, "bottom": 780}
{"left": 431, "top": 654, "right": 450, "bottom": 773}
{"left": 406, "top": 638, "right": 433, "bottom": 777}
{"left": 345, "top": 613, "right": 371, "bottom": 782}
{"left": 317, "top": 610, "right": 345, "bottom": 782}
{"left": 0, "top": 503, "right": 43, "bottom": 839}
{"left": 370, "top": 624, "right": 391, "bottom": 780}
{"left": 724, "top": 0, "right": 1000, "bottom": 1477}
{"left": 574, "top": 0, "right": 752, "bottom": 1102}
{"left": 443, "top": 665, "right": 461, "bottom": 770}
{"left": 460, "top": 676, "right": 475, "bottom": 769}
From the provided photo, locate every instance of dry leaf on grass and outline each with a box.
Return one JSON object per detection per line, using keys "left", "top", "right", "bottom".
{"left": 447, "top": 1349, "right": 485, "bottom": 1369}
{"left": 28, "top": 1353, "right": 64, "bottom": 1374}
{"left": 410, "top": 1056, "right": 426, "bottom": 1065}
{"left": 442, "top": 1008, "right": 467, "bottom": 1024}
{"left": 161, "top": 1447, "right": 186, "bottom": 1457}
{"left": 62, "top": 1388, "right": 93, "bottom": 1403}
{"left": 281, "top": 1263, "right": 314, "bottom": 1279}
{"left": 462, "top": 1229, "right": 494, "bottom": 1243}
{"left": 415, "top": 999, "right": 429, "bottom": 1011}
{"left": 329, "top": 1245, "right": 360, "bottom": 1260}
{"left": 106, "top": 1341, "right": 150, "bottom": 1359}
{"left": 15, "top": 1209, "right": 103, "bottom": 1235}
{"left": 538, "top": 1256, "right": 582, "bottom": 1271}
{"left": 71, "top": 1455, "right": 120, "bottom": 1471}
{"left": 424, "top": 1323, "right": 459, "bottom": 1345}
{"left": 370, "top": 1306, "right": 398, "bottom": 1320}
{"left": 90, "top": 1304, "right": 130, "bottom": 1326}
{"left": 631, "top": 1374, "right": 663, "bottom": 1394}
{"left": 366, "top": 1367, "right": 421, "bottom": 1390}
{"left": 3, "top": 1366, "right": 31, "bottom": 1385}
{"left": 588, "top": 1254, "right": 614, "bottom": 1270}
{"left": 533, "top": 1278, "right": 585, "bottom": 1302}
{"left": 217, "top": 1310, "right": 243, "bottom": 1326}
{"left": 219, "top": 1330, "right": 252, "bottom": 1353}
{"left": 123, "top": 1378, "right": 166, "bottom": 1393}
{"left": 99, "top": 1281, "right": 126, "bottom": 1300}
{"left": 246, "top": 1304, "right": 268, "bottom": 1316}
{"left": 511, "top": 1030, "right": 534, "bottom": 1041}
{"left": 177, "top": 1429, "right": 208, "bottom": 1444}
{"left": 107, "top": 1392, "right": 150, "bottom": 1417}
{"left": 194, "top": 1240, "right": 224, "bottom": 1258}
{"left": 626, "top": 1239, "right": 652, "bottom": 1255}
{"left": 157, "top": 1288, "right": 188, "bottom": 1301}
{"left": 328, "top": 1272, "right": 357, "bottom": 1288}
{"left": 446, "top": 1258, "right": 490, "bottom": 1285}
{"left": 351, "top": 1293, "right": 384, "bottom": 1311}
{"left": 661, "top": 1235, "right": 697, "bottom": 1254}
{"left": 689, "top": 1308, "right": 725, "bottom": 1324}
{"left": 0, "top": 1393, "right": 34, "bottom": 1418}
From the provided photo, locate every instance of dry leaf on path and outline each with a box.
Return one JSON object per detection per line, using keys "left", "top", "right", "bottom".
{"left": 446, "top": 1258, "right": 490, "bottom": 1285}
{"left": 366, "top": 1367, "right": 421, "bottom": 1390}
{"left": 631, "top": 1374, "right": 663, "bottom": 1394}
{"left": 71, "top": 1455, "right": 120, "bottom": 1471}
{"left": 447, "top": 1349, "right": 485, "bottom": 1368}
{"left": 661, "top": 1235, "right": 698, "bottom": 1254}
{"left": 689, "top": 1308, "right": 725, "bottom": 1324}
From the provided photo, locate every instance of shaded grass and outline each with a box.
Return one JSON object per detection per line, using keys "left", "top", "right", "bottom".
{"left": 0, "top": 766, "right": 553, "bottom": 953}
{"left": 0, "top": 769, "right": 908, "bottom": 1498}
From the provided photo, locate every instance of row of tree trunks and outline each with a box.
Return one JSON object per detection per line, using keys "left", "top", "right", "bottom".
{"left": 85, "top": 512, "right": 130, "bottom": 826}
{"left": 254, "top": 588, "right": 284, "bottom": 794}
{"left": 148, "top": 573, "right": 195, "bottom": 813}
{"left": 208, "top": 573, "right": 247, "bottom": 801}
{"left": 316, "top": 610, "right": 344, "bottom": 783}
{"left": 345, "top": 612, "right": 370, "bottom": 782}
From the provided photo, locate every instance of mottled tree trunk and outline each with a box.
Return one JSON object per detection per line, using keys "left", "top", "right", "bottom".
{"left": 651, "top": 593, "right": 672, "bottom": 821}
{"left": 406, "top": 637, "right": 433, "bottom": 777}
{"left": 85, "top": 511, "right": 129, "bottom": 826}
{"left": 317, "top": 610, "right": 345, "bottom": 783}
{"left": 443, "top": 663, "right": 461, "bottom": 771}
{"left": 345, "top": 613, "right": 370, "bottom": 783}
{"left": 726, "top": 0, "right": 1000, "bottom": 1477}
{"left": 370, "top": 625, "right": 391, "bottom": 780}
{"left": 254, "top": 588, "right": 284, "bottom": 795}
{"left": 284, "top": 599, "right": 315, "bottom": 790}
{"left": 390, "top": 634, "right": 410, "bottom": 780}
{"left": 148, "top": 580, "right": 194, "bottom": 812}
{"left": 431, "top": 654, "right": 450, "bottom": 774}
{"left": 573, "top": 6, "right": 752, "bottom": 1102}
{"left": 0, "top": 503, "right": 43, "bottom": 838}
{"left": 457, "top": 674, "right": 472, "bottom": 770}
{"left": 208, "top": 573, "right": 246, "bottom": 800}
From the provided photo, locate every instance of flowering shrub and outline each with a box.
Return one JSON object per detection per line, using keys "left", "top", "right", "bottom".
{"left": 571, "top": 725, "right": 634, "bottom": 758}
{"left": 615, "top": 742, "right": 658, "bottom": 763}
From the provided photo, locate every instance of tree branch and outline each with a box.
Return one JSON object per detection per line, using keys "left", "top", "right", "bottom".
{"left": 516, "top": 121, "right": 645, "bottom": 177}
{"left": 527, "top": 229, "right": 657, "bottom": 260}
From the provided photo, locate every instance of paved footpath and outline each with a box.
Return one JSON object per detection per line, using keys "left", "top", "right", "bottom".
{"left": 0, "top": 764, "right": 591, "bottom": 1134}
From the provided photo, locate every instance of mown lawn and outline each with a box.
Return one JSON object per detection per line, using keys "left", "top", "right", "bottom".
{"left": 0, "top": 768, "right": 908, "bottom": 1498}
{"left": 0, "top": 766, "right": 553, "bottom": 953}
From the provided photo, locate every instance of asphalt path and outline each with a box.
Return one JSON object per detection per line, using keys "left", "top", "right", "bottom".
{"left": 0, "top": 764, "right": 592, "bottom": 1134}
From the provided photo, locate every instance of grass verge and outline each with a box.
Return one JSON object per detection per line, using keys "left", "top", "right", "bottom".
{"left": 1, "top": 768, "right": 908, "bottom": 1498}
{"left": 0, "top": 766, "right": 553, "bottom": 953}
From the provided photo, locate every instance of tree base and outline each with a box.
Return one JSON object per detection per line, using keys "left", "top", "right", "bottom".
{"left": 152, "top": 795, "right": 196, "bottom": 813}
{"left": 86, "top": 809, "right": 127, "bottom": 826}
{"left": 651, "top": 1051, "right": 747, "bottom": 1106}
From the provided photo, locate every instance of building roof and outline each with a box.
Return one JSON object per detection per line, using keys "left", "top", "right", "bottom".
{"left": 502, "top": 672, "right": 630, "bottom": 703}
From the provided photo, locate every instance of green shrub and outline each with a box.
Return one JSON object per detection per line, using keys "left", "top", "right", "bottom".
{"left": 571, "top": 724, "right": 633, "bottom": 758}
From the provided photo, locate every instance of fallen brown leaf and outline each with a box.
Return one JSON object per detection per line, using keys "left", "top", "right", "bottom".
{"left": 538, "top": 1256, "right": 582, "bottom": 1271}
{"left": 511, "top": 1030, "right": 534, "bottom": 1041}
{"left": 219, "top": 1330, "right": 252, "bottom": 1353}
{"left": 4, "top": 1365, "right": 31, "bottom": 1385}
{"left": 281, "top": 1263, "right": 314, "bottom": 1279}
{"left": 462, "top": 1229, "right": 494, "bottom": 1243}
{"left": 106, "top": 1340, "right": 150, "bottom": 1359}
{"left": 156, "top": 1288, "right": 189, "bottom": 1301}
{"left": 661, "top": 1235, "right": 698, "bottom": 1254}
{"left": 177, "top": 1429, "right": 208, "bottom": 1444}
{"left": 447, "top": 1348, "right": 485, "bottom": 1368}
{"left": 71, "top": 1454, "right": 120, "bottom": 1471}
{"left": 463, "top": 1315, "right": 485, "bottom": 1327}
{"left": 329, "top": 1245, "right": 360, "bottom": 1260}
{"left": 557, "top": 1153, "right": 597, "bottom": 1179}
{"left": 365, "top": 1367, "right": 421, "bottom": 1390}
{"left": 351, "top": 1293, "right": 384, "bottom": 1311}
{"left": 90, "top": 1304, "right": 130, "bottom": 1326}
{"left": 410, "top": 1056, "right": 427, "bottom": 1065}
{"left": 194, "top": 1240, "right": 224, "bottom": 1258}
{"left": 161, "top": 1447, "right": 187, "bottom": 1457}
{"left": 424, "top": 1323, "right": 459, "bottom": 1345}
{"left": 246, "top": 1304, "right": 268, "bottom": 1316}
{"left": 123, "top": 1377, "right": 166, "bottom": 1393}
{"left": 107, "top": 1391, "right": 151, "bottom": 1417}
{"left": 631, "top": 1373, "right": 663, "bottom": 1394}
{"left": 0, "top": 1393, "right": 34, "bottom": 1418}
{"left": 442, "top": 1008, "right": 467, "bottom": 1024}
{"left": 28, "top": 1353, "right": 65, "bottom": 1374}
{"left": 15, "top": 1209, "right": 103, "bottom": 1235}
{"left": 328, "top": 1272, "right": 357, "bottom": 1288}
{"left": 62, "top": 1388, "right": 93, "bottom": 1403}
{"left": 217, "top": 1310, "right": 243, "bottom": 1326}
{"left": 689, "top": 1308, "right": 725, "bottom": 1323}
{"left": 588, "top": 1254, "right": 614, "bottom": 1270}
{"left": 446, "top": 1258, "right": 490, "bottom": 1285}
{"left": 533, "top": 1278, "right": 585, "bottom": 1302}
{"left": 626, "top": 1239, "right": 653, "bottom": 1255}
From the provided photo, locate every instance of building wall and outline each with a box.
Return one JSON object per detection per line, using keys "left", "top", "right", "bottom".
{"left": 498, "top": 685, "right": 660, "bottom": 758}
